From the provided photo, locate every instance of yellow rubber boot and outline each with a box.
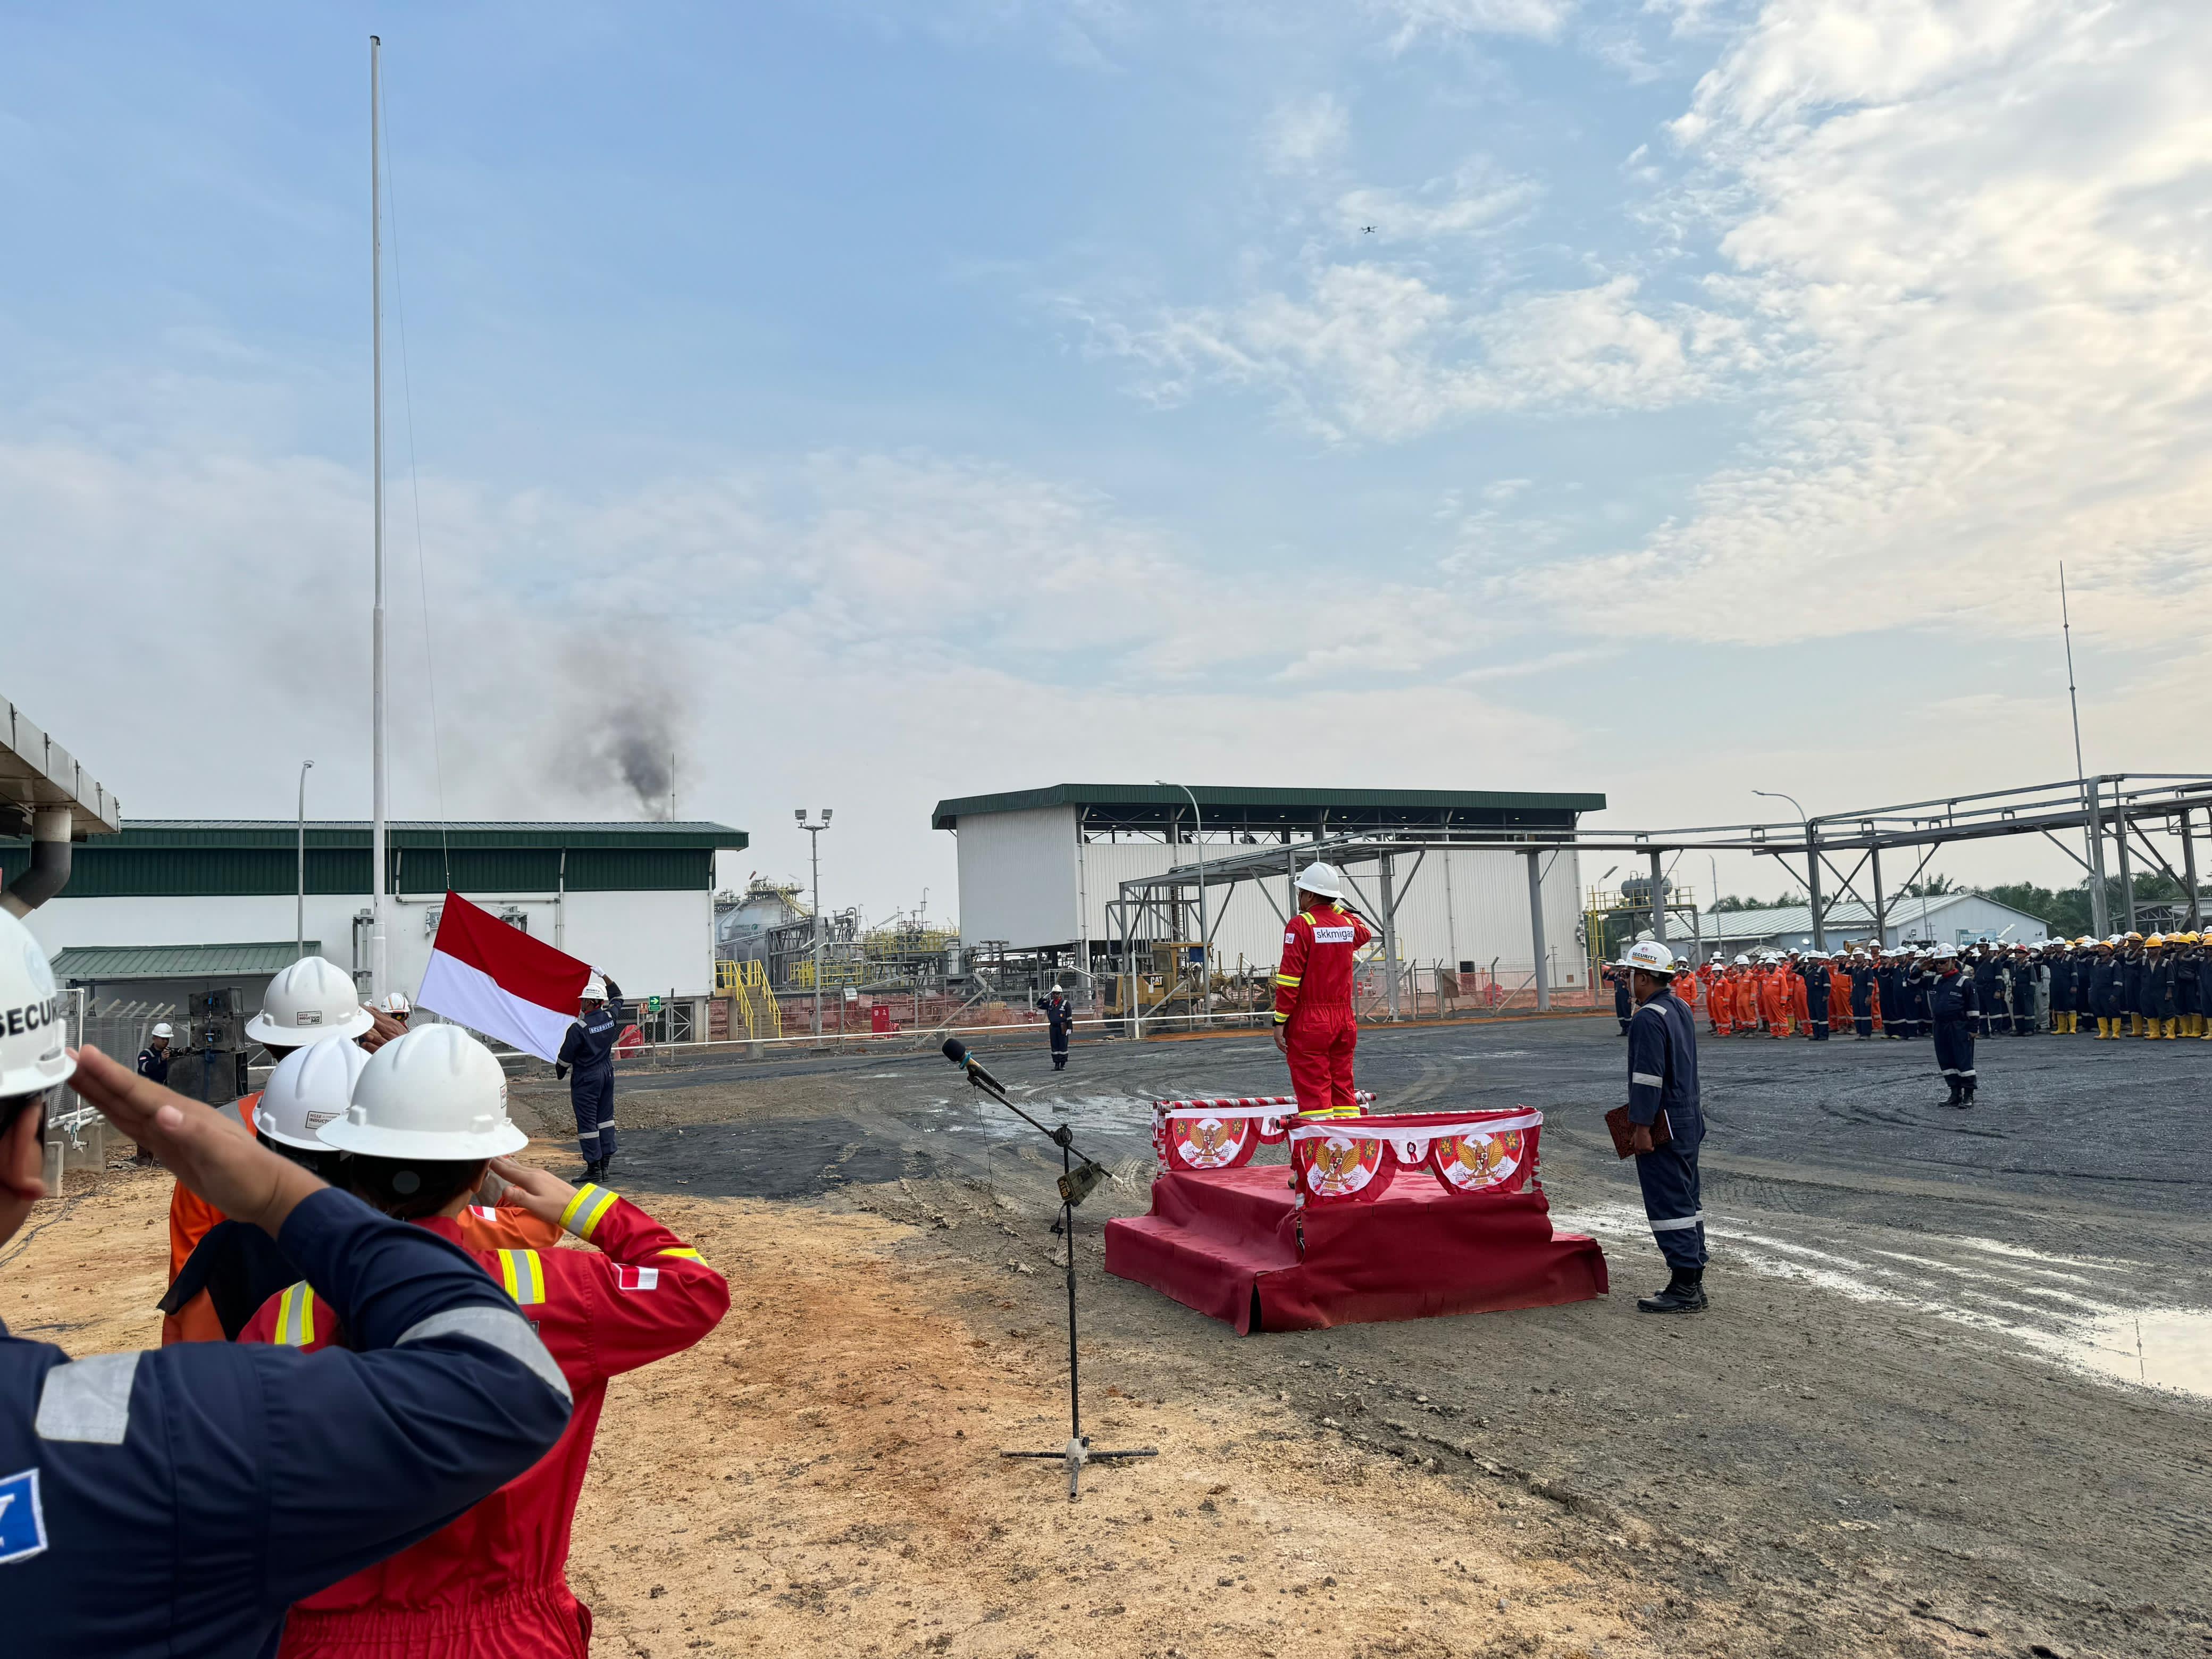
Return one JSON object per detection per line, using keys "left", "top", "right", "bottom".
{"left": 2166, "top": 1018, "right": 2179, "bottom": 1039}
{"left": 2146, "top": 1016, "right": 2160, "bottom": 1040}
{"left": 2101, "top": 1017, "right": 2115, "bottom": 1038}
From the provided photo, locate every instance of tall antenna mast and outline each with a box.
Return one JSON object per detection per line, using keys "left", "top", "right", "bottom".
{"left": 2062, "top": 563, "right": 2109, "bottom": 935}
{"left": 370, "top": 36, "right": 390, "bottom": 999}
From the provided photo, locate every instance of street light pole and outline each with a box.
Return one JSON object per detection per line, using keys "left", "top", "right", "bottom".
{"left": 1158, "top": 782, "right": 1210, "bottom": 1022}
{"left": 296, "top": 760, "right": 314, "bottom": 961}
{"left": 796, "top": 809, "right": 832, "bottom": 1038}
{"left": 1754, "top": 789, "right": 1823, "bottom": 951}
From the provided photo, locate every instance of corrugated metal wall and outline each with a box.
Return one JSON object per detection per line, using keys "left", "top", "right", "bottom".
{"left": 0, "top": 842, "right": 716, "bottom": 897}
{"left": 1072, "top": 839, "right": 1583, "bottom": 985}
{"left": 954, "top": 806, "right": 1080, "bottom": 945}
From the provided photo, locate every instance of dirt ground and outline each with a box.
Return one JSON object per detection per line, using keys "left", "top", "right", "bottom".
{"left": 14, "top": 1015, "right": 2212, "bottom": 1658}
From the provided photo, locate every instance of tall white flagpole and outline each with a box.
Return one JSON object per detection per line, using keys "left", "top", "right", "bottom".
{"left": 370, "top": 35, "right": 390, "bottom": 1000}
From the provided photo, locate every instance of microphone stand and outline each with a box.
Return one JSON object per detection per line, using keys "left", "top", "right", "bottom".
{"left": 953, "top": 1056, "right": 1158, "bottom": 1500}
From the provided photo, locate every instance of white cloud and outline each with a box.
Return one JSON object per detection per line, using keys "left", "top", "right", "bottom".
{"left": 1264, "top": 93, "right": 1350, "bottom": 173}
{"left": 1336, "top": 157, "right": 1540, "bottom": 240}
{"left": 1527, "top": 0, "right": 2212, "bottom": 652}
{"left": 1084, "top": 265, "right": 1747, "bottom": 442}
{"left": 1367, "top": 0, "right": 1579, "bottom": 48}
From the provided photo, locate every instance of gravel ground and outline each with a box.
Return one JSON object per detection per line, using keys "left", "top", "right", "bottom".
{"left": 502, "top": 1013, "right": 2212, "bottom": 1657}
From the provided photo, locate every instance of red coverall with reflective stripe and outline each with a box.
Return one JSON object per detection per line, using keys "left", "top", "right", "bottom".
{"left": 241, "top": 1185, "right": 730, "bottom": 1658}
{"left": 1273, "top": 902, "right": 1373, "bottom": 1115}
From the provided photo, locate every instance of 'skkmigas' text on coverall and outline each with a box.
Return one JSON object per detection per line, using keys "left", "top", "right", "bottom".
{"left": 1273, "top": 902, "right": 1375, "bottom": 1117}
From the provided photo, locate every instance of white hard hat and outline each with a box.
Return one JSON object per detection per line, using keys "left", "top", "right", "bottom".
{"left": 256, "top": 1038, "right": 371, "bottom": 1152}
{"left": 379, "top": 992, "right": 412, "bottom": 1016}
{"left": 0, "top": 909, "right": 74, "bottom": 1099}
{"left": 582, "top": 976, "right": 608, "bottom": 1002}
{"left": 150, "top": 1022, "right": 173, "bottom": 1040}
{"left": 1733, "top": 954, "right": 1749, "bottom": 966}
{"left": 1933, "top": 943, "right": 1958, "bottom": 960}
{"left": 318, "top": 1024, "right": 527, "bottom": 1161}
{"left": 245, "top": 956, "right": 374, "bottom": 1045}
{"left": 1293, "top": 861, "right": 1343, "bottom": 900}
{"left": 1616, "top": 940, "right": 1677, "bottom": 977}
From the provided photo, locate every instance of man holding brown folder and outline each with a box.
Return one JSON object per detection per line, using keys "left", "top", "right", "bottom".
{"left": 1606, "top": 939, "right": 1709, "bottom": 1314}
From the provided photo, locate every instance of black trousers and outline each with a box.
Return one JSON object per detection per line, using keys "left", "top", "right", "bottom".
{"left": 1933, "top": 1020, "right": 1976, "bottom": 1092}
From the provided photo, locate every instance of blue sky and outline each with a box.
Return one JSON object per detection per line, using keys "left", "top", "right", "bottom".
{"left": 6, "top": 1, "right": 2207, "bottom": 914}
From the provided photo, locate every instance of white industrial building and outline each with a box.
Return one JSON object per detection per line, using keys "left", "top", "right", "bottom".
{"left": 3, "top": 820, "right": 749, "bottom": 1030}
{"left": 1696, "top": 892, "right": 2052, "bottom": 958}
{"left": 933, "top": 784, "right": 1604, "bottom": 995}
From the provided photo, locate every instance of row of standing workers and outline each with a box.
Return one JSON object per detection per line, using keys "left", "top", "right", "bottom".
{"left": 1610, "top": 932, "right": 2212, "bottom": 1043}
{"left": 0, "top": 910, "right": 730, "bottom": 1658}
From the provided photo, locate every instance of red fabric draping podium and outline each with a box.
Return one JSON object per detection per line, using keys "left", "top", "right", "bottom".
{"left": 1104, "top": 1165, "right": 1608, "bottom": 1335}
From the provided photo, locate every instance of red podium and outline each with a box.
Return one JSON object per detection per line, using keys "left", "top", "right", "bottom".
{"left": 1103, "top": 1099, "right": 1607, "bottom": 1334}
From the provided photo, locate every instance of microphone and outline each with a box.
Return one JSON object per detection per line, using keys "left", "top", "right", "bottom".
{"left": 941, "top": 1036, "right": 1008, "bottom": 1096}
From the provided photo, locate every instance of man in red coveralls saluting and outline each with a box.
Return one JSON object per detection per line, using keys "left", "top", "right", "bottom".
{"left": 1271, "top": 861, "right": 1374, "bottom": 1119}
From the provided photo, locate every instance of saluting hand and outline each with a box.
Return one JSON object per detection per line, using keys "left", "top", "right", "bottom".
{"left": 67, "top": 1044, "right": 324, "bottom": 1236}
{"left": 488, "top": 1155, "right": 580, "bottom": 1225}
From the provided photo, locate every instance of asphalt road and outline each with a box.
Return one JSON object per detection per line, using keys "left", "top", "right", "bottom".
{"left": 510, "top": 1012, "right": 2212, "bottom": 1655}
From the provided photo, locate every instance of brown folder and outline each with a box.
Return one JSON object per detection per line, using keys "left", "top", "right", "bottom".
{"left": 1604, "top": 1105, "right": 1671, "bottom": 1160}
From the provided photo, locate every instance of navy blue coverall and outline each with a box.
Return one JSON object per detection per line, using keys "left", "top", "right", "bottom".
{"left": 1929, "top": 965, "right": 1978, "bottom": 1100}
{"left": 1972, "top": 956, "right": 2000, "bottom": 1037}
{"left": 1610, "top": 968, "right": 1631, "bottom": 1034}
{"left": 1878, "top": 964, "right": 1901, "bottom": 1037}
{"left": 135, "top": 1045, "right": 170, "bottom": 1086}
{"left": 2007, "top": 958, "right": 2038, "bottom": 1037}
{"left": 1907, "top": 968, "right": 1931, "bottom": 1038}
{"left": 1626, "top": 989, "right": 1705, "bottom": 1276}
{"left": 2120, "top": 953, "right": 2145, "bottom": 1029}
{"left": 1804, "top": 960, "right": 1831, "bottom": 1040}
{"left": 1036, "top": 993, "right": 1074, "bottom": 1070}
{"left": 0, "top": 1185, "right": 570, "bottom": 1657}
{"left": 2048, "top": 952, "right": 2075, "bottom": 1030}
{"left": 2090, "top": 953, "right": 2118, "bottom": 1025}
{"left": 558, "top": 1001, "right": 621, "bottom": 1168}
{"left": 1849, "top": 965, "right": 1874, "bottom": 1037}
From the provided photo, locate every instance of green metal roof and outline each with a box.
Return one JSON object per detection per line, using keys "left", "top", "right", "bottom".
{"left": 51, "top": 942, "right": 322, "bottom": 981}
{"left": 0, "top": 820, "right": 747, "bottom": 899}
{"left": 931, "top": 784, "right": 1606, "bottom": 832}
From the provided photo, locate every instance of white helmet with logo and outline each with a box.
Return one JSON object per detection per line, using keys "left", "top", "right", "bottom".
{"left": 1616, "top": 940, "right": 1677, "bottom": 977}
{"left": 150, "top": 1021, "right": 173, "bottom": 1040}
{"left": 256, "top": 1038, "right": 372, "bottom": 1151}
{"left": 582, "top": 976, "right": 608, "bottom": 1003}
{"left": 317, "top": 1024, "right": 526, "bottom": 1160}
{"left": 245, "top": 956, "right": 374, "bottom": 1045}
{"left": 1293, "top": 861, "right": 1343, "bottom": 900}
{"left": 0, "top": 908, "right": 74, "bottom": 1099}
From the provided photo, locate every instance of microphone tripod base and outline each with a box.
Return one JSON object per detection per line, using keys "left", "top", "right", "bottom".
{"left": 1003, "top": 1438, "right": 1160, "bottom": 1502}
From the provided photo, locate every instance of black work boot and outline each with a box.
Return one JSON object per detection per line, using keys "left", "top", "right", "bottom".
{"left": 1945, "top": 1084, "right": 1963, "bottom": 1108}
{"left": 1637, "top": 1269, "right": 1708, "bottom": 1314}
{"left": 582, "top": 1158, "right": 604, "bottom": 1184}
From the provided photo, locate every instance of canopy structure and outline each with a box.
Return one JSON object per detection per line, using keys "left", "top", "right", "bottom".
{"left": 1111, "top": 773, "right": 2212, "bottom": 1021}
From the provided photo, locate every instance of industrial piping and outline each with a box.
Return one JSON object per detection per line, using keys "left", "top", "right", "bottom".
{"left": 1, "top": 807, "right": 73, "bottom": 917}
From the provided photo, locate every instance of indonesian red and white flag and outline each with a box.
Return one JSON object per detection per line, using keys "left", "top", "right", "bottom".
{"left": 415, "top": 891, "right": 590, "bottom": 1062}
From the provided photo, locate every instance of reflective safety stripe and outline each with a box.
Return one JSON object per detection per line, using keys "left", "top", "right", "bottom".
{"left": 657, "top": 1246, "right": 703, "bottom": 1262}
{"left": 396, "top": 1305, "right": 571, "bottom": 1405}
{"left": 1631, "top": 1071, "right": 1664, "bottom": 1087}
{"left": 498, "top": 1249, "right": 547, "bottom": 1306}
{"left": 35, "top": 1352, "right": 140, "bottom": 1445}
{"left": 561, "top": 1183, "right": 619, "bottom": 1241}
{"left": 275, "top": 1281, "right": 319, "bottom": 1347}
{"left": 1274, "top": 974, "right": 1302, "bottom": 986}
{"left": 1649, "top": 1213, "right": 1704, "bottom": 1231}
{"left": 1273, "top": 1012, "right": 1289, "bottom": 1024}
